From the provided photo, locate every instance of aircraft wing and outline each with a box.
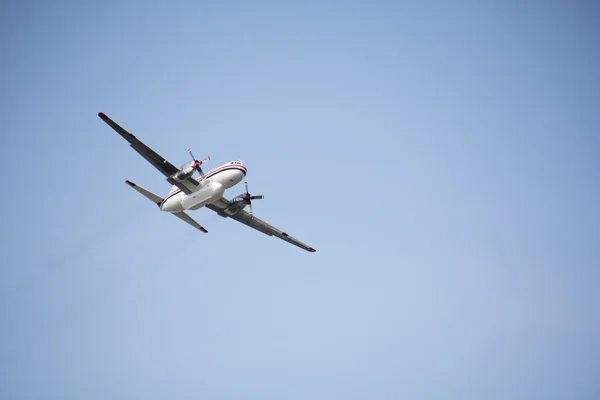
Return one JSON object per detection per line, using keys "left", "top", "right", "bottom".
{"left": 206, "top": 198, "right": 316, "bottom": 252}
{"left": 98, "top": 112, "right": 199, "bottom": 194}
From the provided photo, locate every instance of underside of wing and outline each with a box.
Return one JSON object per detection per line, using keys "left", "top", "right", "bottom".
{"left": 206, "top": 198, "right": 316, "bottom": 252}
{"left": 98, "top": 112, "right": 199, "bottom": 194}
{"left": 166, "top": 176, "right": 198, "bottom": 195}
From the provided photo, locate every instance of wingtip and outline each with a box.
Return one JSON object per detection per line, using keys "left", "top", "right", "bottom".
{"left": 125, "top": 180, "right": 136, "bottom": 187}
{"left": 98, "top": 111, "right": 107, "bottom": 118}
{"left": 308, "top": 247, "right": 316, "bottom": 252}
{"left": 200, "top": 227, "right": 208, "bottom": 233}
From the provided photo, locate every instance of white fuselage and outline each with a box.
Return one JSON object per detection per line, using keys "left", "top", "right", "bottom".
{"left": 160, "top": 161, "right": 247, "bottom": 213}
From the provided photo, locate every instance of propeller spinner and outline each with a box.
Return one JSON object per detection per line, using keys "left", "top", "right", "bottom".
{"left": 188, "top": 149, "right": 210, "bottom": 178}
{"left": 242, "top": 181, "right": 264, "bottom": 215}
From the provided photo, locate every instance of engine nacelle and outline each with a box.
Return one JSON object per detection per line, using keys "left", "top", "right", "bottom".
{"left": 181, "top": 181, "right": 225, "bottom": 210}
{"left": 171, "top": 163, "right": 196, "bottom": 182}
{"left": 221, "top": 199, "right": 247, "bottom": 216}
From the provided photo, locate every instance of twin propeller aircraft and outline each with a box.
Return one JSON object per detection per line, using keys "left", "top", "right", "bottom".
{"left": 98, "top": 112, "right": 315, "bottom": 252}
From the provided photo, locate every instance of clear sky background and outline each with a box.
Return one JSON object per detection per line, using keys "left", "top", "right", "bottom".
{"left": 1, "top": 1, "right": 599, "bottom": 399}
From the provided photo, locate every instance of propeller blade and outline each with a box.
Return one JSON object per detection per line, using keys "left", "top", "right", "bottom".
{"left": 188, "top": 149, "right": 196, "bottom": 161}
{"left": 247, "top": 202, "right": 253, "bottom": 215}
{"left": 244, "top": 181, "right": 249, "bottom": 193}
{"left": 200, "top": 156, "right": 210, "bottom": 165}
{"left": 250, "top": 195, "right": 264, "bottom": 200}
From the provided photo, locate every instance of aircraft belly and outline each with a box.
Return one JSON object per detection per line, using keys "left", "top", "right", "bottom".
{"left": 182, "top": 182, "right": 225, "bottom": 210}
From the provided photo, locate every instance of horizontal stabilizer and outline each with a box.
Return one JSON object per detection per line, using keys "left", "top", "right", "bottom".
{"left": 173, "top": 212, "right": 208, "bottom": 233}
{"left": 125, "top": 180, "right": 163, "bottom": 207}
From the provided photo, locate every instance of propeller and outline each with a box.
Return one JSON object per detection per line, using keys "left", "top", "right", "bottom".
{"left": 188, "top": 149, "right": 210, "bottom": 178}
{"left": 242, "top": 181, "right": 264, "bottom": 215}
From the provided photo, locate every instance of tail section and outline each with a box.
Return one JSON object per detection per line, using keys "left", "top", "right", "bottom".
{"left": 172, "top": 212, "right": 208, "bottom": 233}
{"left": 125, "top": 180, "right": 163, "bottom": 207}
{"left": 125, "top": 180, "right": 208, "bottom": 233}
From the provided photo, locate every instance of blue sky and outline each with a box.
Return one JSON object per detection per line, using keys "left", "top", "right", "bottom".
{"left": 1, "top": 1, "right": 599, "bottom": 398}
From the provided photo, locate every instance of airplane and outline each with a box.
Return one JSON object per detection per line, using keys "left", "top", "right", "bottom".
{"left": 98, "top": 112, "right": 316, "bottom": 252}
